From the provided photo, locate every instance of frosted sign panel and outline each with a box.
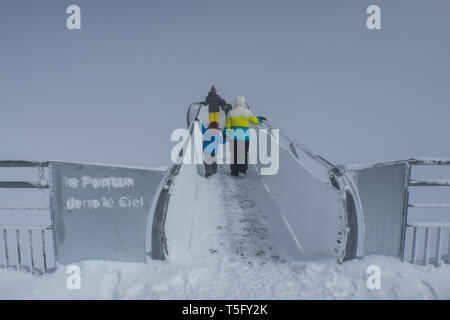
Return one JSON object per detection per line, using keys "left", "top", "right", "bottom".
{"left": 349, "top": 162, "right": 408, "bottom": 256}
{"left": 50, "top": 162, "right": 165, "bottom": 264}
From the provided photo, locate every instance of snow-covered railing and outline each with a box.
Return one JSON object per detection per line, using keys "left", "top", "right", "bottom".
{"left": 402, "top": 159, "right": 450, "bottom": 266}
{"left": 254, "top": 118, "right": 360, "bottom": 262}
{"left": 186, "top": 102, "right": 203, "bottom": 128}
{"left": 255, "top": 116, "right": 450, "bottom": 266}
{"left": 1, "top": 161, "right": 166, "bottom": 275}
{"left": 0, "top": 161, "right": 55, "bottom": 275}
{"left": 408, "top": 223, "right": 450, "bottom": 267}
{"left": 149, "top": 102, "right": 203, "bottom": 260}
{"left": 257, "top": 119, "right": 341, "bottom": 178}
{"left": 345, "top": 158, "right": 450, "bottom": 266}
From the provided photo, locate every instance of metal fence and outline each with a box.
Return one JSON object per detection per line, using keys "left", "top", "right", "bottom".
{"left": 2, "top": 103, "right": 448, "bottom": 273}
{"left": 0, "top": 161, "right": 55, "bottom": 274}
{"left": 345, "top": 158, "right": 450, "bottom": 267}
{"left": 0, "top": 160, "right": 166, "bottom": 274}
{"left": 403, "top": 159, "right": 450, "bottom": 266}
{"left": 407, "top": 223, "right": 450, "bottom": 266}
{"left": 256, "top": 118, "right": 450, "bottom": 266}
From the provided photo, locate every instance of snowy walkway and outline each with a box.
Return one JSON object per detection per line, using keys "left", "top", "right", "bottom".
{"left": 2, "top": 164, "right": 450, "bottom": 299}
{"left": 2, "top": 157, "right": 449, "bottom": 299}
{"left": 189, "top": 164, "right": 281, "bottom": 265}
{"left": 1, "top": 110, "right": 450, "bottom": 299}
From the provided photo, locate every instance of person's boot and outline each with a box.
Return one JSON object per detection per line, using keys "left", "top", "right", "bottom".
{"left": 230, "top": 171, "right": 239, "bottom": 176}
{"left": 238, "top": 165, "right": 247, "bottom": 175}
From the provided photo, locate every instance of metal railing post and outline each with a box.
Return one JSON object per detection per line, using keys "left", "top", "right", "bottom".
{"left": 435, "top": 227, "right": 443, "bottom": 267}
{"left": 411, "top": 226, "right": 418, "bottom": 264}
{"left": 423, "top": 227, "right": 430, "bottom": 266}
{"left": 447, "top": 229, "right": 450, "bottom": 264}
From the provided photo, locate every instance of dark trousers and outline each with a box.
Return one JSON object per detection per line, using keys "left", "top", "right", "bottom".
{"left": 230, "top": 140, "right": 250, "bottom": 175}
{"left": 204, "top": 162, "right": 217, "bottom": 177}
{"left": 204, "top": 152, "right": 218, "bottom": 177}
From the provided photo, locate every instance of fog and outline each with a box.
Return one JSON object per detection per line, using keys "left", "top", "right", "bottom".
{"left": 1, "top": 0, "right": 449, "bottom": 168}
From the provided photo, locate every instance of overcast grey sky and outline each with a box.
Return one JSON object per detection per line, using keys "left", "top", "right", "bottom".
{"left": 1, "top": 0, "right": 449, "bottom": 168}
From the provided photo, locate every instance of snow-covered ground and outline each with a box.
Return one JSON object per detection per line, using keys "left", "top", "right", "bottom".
{"left": 1, "top": 252, "right": 450, "bottom": 299}
{"left": 1, "top": 163, "right": 450, "bottom": 299}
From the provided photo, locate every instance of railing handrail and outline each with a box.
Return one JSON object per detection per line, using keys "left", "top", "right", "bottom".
{"left": 408, "top": 158, "right": 450, "bottom": 166}
{"left": 408, "top": 203, "right": 450, "bottom": 209}
{"left": 0, "top": 206, "right": 50, "bottom": 211}
{"left": 0, "top": 162, "right": 49, "bottom": 189}
{"left": 255, "top": 115, "right": 342, "bottom": 176}
{"left": 406, "top": 159, "right": 450, "bottom": 210}
{"left": 186, "top": 102, "right": 203, "bottom": 128}
{"left": 150, "top": 102, "right": 204, "bottom": 260}
{"left": 409, "top": 179, "right": 450, "bottom": 187}
{"left": 408, "top": 222, "right": 450, "bottom": 227}
{"left": 0, "top": 181, "right": 49, "bottom": 189}
{"left": 0, "top": 161, "right": 50, "bottom": 168}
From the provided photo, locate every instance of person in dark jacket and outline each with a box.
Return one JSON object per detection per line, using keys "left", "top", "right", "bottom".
{"left": 202, "top": 86, "right": 225, "bottom": 124}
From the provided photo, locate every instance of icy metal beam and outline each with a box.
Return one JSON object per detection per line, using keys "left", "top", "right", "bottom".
{"left": 0, "top": 161, "right": 50, "bottom": 168}
{"left": 0, "top": 206, "right": 50, "bottom": 211}
{"left": 256, "top": 119, "right": 342, "bottom": 176}
{"left": 408, "top": 203, "right": 450, "bottom": 209}
{"left": 408, "top": 159, "right": 450, "bottom": 166}
{"left": 0, "top": 182, "right": 49, "bottom": 189}
{"left": 409, "top": 179, "right": 450, "bottom": 187}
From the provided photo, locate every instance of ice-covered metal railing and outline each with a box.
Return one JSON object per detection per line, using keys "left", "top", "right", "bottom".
{"left": 158, "top": 102, "right": 450, "bottom": 265}
{"left": 344, "top": 157, "right": 450, "bottom": 266}
{"left": 0, "top": 161, "right": 55, "bottom": 274}
{"left": 149, "top": 102, "right": 203, "bottom": 260}
{"left": 408, "top": 224, "right": 450, "bottom": 267}
{"left": 403, "top": 159, "right": 450, "bottom": 266}
{"left": 2, "top": 160, "right": 165, "bottom": 274}
{"left": 256, "top": 118, "right": 342, "bottom": 177}
{"left": 251, "top": 110, "right": 362, "bottom": 261}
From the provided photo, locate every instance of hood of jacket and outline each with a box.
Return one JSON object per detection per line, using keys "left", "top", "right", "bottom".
{"left": 233, "top": 96, "right": 246, "bottom": 109}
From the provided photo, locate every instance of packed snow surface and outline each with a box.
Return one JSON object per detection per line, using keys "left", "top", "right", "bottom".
{"left": 1, "top": 164, "right": 450, "bottom": 299}
{"left": 1, "top": 254, "right": 450, "bottom": 299}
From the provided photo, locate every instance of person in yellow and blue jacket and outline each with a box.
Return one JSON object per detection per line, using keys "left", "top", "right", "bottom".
{"left": 223, "top": 96, "right": 267, "bottom": 176}
{"left": 195, "top": 118, "right": 226, "bottom": 178}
